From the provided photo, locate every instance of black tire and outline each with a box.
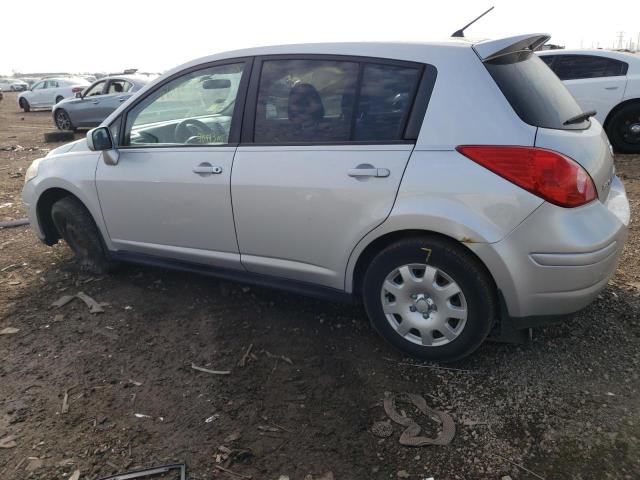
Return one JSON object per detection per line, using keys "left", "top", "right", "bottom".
{"left": 19, "top": 98, "right": 30, "bottom": 112}
{"left": 54, "top": 109, "right": 75, "bottom": 131}
{"left": 51, "top": 197, "right": 116, "bottom": 275}
{"left": 44, "top": 131, "right": 75, "bottom": 143}
{"left": 362, "top": 235, "right": 497, "bottom": 362}
{"left": 55, "top": 95, "right": 64, "bottom": 104}
{"left": 606, "top": 103, "right": 640, "bottom": 154}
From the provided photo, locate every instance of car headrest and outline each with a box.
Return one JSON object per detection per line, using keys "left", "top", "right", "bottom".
{"left": 288, "top": 83, "right": 325, "bottom": 124}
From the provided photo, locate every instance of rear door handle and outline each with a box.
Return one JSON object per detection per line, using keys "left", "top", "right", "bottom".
{"left": 348, "top": 165, "right": 390, "bottom": 178}
{"left": 118, "top": 96, "right": 127, "bottom": 102}
{"left": 193, "top": 162, "right": 222, "bottom": 174}
{"left": 92, "top": 100, "right": 99, "bottom": 104}
{"left": 605, "top": 86, "right": 619, "bottom": 90}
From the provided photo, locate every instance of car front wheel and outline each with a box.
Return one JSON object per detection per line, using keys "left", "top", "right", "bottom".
{"left": 362, "top": 236, "right": 497, "bottom": 362}
{"left": 54, "top": 109, "right": 74, "bottom": 131}
{"left": 19, "top": 98, "right": 30, "bottom": 112}
{"left": 51, "top": 197, "right": 115, "bottom": 274}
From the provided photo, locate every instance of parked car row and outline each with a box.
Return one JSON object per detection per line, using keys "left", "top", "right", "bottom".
{"left": 22, "top": 34, "right": 630, "bottom": 361}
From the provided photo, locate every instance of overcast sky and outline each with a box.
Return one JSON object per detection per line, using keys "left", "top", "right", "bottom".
{"left": 1, "top": 0, "right": 639, "bottom": 75}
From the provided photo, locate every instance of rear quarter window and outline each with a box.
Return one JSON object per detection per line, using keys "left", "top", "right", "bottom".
{"left": 485, "top": 51, "right": 587, "bottom": 130}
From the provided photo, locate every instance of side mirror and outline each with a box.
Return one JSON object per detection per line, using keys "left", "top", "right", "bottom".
{"left": 87, "top": 127, "right": 119, "bottom": 165}
{"left": 75, "top": 91, "right": 83, "bottom": 98}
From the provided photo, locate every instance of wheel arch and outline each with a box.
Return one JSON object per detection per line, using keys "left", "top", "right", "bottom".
{"left": 349, "top": 228, "right": 498, "bottom": 298}
{"left": 36, "top": 188, "right": 88, "bottom": 245}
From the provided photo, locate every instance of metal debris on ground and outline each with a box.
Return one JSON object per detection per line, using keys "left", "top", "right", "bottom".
{"left": 383, "top": 392, "right": 455, "bottom": 446}
{"left": 69, "top": 469, "right": 81, "bottom": 480}
{"left": 238, "top": 343, "right": 253, "bottom": 367}
{"left": 214, "top": 464, "right": 252, "bottom": 479}
{"left": 0, "top": 218, "right": 29, "bottom": 229}
{"left": 97, "top": 463, "right": 186, "bottom": 480}
{"left": 51, "top": 292, "right": 105, "bottom": 313}
{"left": 0, "top": 435, "right": 17, "bottom": 448}
{"left": 191, "top": 362, "right": 231, "bottom": 375}
{"left": 264, "top": 350, "right": 293, "bottom": 365}
{"left": 61, "top": 390, "right": 69, "bottom": 414}
{"left": 0, "top": 327, "right": 20, "bottom": 335}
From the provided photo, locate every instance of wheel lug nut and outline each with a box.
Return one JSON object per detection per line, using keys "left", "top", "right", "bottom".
{"left": 409, "top": 306, "right": 416, "bottom": 312}
{"left": 423, "top": 314, "right": 429, "bottom": 319}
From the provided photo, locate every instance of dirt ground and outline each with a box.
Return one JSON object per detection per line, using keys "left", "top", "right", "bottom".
{"left": 0, "top": 90, "right": 639, "bottom": 480}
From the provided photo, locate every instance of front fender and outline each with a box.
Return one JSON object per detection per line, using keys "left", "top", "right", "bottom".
{"left": 24, "top": 151, "right": 114, "bottom": 250}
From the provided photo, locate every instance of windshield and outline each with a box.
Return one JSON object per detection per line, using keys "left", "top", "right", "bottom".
{"left": 484, "top": 51, "right": 588, "bottom": 130}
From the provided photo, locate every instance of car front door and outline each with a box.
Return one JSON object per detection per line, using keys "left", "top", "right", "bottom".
{"left": 95, "top": 79, "right": 134, "bottom": 124}
{"left": 96, "top": 60, "right": 250, "bottom": 269}
{"left": 231, "top": 56, "right": 428, "bottom": 289}
{"left": 71, "top": 80, "right": 107, "bottom": 127}
{"left": 28, "top": 81, "right": 46, "bottom": 106}
{"left": 552, "top": 54, "right": 627, "bottom": 124}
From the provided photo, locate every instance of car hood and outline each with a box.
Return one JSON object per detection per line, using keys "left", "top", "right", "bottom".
{"left": 46, "top": 138, "right": 89, "bottom": 157}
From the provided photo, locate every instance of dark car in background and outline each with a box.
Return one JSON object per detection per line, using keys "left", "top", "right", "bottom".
{"left": 52, "top": 75, "right": 155, "bottom": 130}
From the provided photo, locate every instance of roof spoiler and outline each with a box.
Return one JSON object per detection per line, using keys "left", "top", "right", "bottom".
{"left": 473, "top": 34, "right": 551, "bottom": 62}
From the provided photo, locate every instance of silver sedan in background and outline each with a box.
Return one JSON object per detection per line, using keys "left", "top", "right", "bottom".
{"left": 52, "top": 75, "right": 154, "bottom": 130}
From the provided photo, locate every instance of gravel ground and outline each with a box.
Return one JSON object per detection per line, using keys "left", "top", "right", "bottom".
{"left": 0, "top": 91, "right": 639, "bottom": 480}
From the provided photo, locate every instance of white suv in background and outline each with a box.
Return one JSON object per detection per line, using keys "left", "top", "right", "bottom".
{"left": 22, "top": 35, "right": 630, "bottom": 361}
{"left": 537, "top": 49, "right": 640, "bottom": 153}
{"left": 17, "top": 77, "right": 89, "bottom": 112}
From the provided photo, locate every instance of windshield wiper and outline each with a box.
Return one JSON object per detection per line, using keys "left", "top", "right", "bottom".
{"left": 563, "top": 110, "right": 597, "bottom": 126}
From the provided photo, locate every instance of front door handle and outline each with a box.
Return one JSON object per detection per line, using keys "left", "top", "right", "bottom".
{"left": 193, "top": 162, "right": 223, "bottom": 174}
{"left": 92, "top": 100, "right": 100, "bottom": 104}
{"left": 348, "top": 164, "right": 390, "bottom": 178}
{"left": 605, "top": 86, "right": 619, "bottom": 90}
{"left": 118, "top": 96, "right": 127, "bottom": 102}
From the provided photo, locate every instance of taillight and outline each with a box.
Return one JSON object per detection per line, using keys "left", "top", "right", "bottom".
{"left": 456, "top": 146, "right": 597, "bottom": 208}
{"left": 71, "top": 87, "right": 83, "bottom": 93}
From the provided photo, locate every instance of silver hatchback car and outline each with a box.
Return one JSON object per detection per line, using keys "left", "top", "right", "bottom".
{"left": 22, "top": 34, "right": 630, "bottom": 361}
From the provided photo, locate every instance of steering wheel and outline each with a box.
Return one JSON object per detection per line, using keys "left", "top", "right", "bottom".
{"left": 184, "top": 121, "right": 228, "bottom": 145}
{"left": 174, "top": 118, "right": 213, "bottom": 143}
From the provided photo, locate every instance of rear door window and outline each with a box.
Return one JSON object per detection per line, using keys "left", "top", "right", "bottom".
{"left": 254, "top": 59, "right": 359, "bottom": 143}
{"left": 552, "top": 55, "right": 628, "bottom": 80}
{"left": 484, "top": 51, "right": 587, "bottom": 130}
{"left": 253, "top": 58, "right": 423, "bottom": 144}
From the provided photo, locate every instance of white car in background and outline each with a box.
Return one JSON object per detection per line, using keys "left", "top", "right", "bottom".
{"left": 537, "top": 49, "right": 640, "bottom": 153}
{"left": 0, "top": 78, "right": 29, "bottom": 92}
{"left": 17, "top": 77, "right": 89, "bottom": 112}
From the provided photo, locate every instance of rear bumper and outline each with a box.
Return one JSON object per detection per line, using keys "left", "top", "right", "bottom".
{"left": 469, "top": 176, "right": 629, "bottom": 320}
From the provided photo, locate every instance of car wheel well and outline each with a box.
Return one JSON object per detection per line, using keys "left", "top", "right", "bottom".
{"left": 351, "top": 229, "right": 497, "bottom": 297}
{"left": 604, "top": 98, "right": 640, "bottom": 131}
{"left": 36, "top": 188, "right": 82, "bottom": 245}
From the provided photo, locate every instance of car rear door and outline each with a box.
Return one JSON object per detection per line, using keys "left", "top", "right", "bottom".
{"left": 96, "top": 59, "right": 251, "bottom": 269}
{"left": 231, "top": 55, "right": 431, "bottom": 290}
{"left": 551, "top": 55, "right": 627, "bottom": 125}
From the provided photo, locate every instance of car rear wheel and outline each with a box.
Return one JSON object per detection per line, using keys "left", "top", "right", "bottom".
{"left": 54, "top": 109, "right": 74, "bottom": 131}
{"left": 51, "top": 197, "right": 116, "bottom": 274}
{"left": 19, "top": 98, "right": 30, "bottom": 112}
{"left": 55, "top": 95, "right": 64, "bottom": 104}
{"left": 607, "top": 103, "right": 640, "bottom": 154}
{"left": 362, "top": 236, "right": 497, "bottom": 362}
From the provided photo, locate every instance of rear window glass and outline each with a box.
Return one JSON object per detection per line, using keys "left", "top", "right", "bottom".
{"left": 485, "top": 51, "right": 587, "bottom": 130}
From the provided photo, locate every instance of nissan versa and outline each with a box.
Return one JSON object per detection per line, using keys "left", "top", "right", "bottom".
{"left": 21, "top": 34, "right": 630, "bottom": 361}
